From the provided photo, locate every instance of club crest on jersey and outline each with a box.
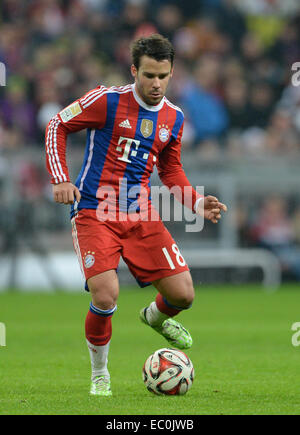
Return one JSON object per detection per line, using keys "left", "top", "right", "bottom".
{"left": 158, "top": 124, "right": 170, "bottom": 143}
{"left": 140, "top": 119, "right": 153, "bottom": 138}
{"left": 83, "top": 251, "right": 95, "bottom": 269}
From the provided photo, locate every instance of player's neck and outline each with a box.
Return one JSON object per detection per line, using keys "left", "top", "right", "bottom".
{"left": 132, "top": 83, "right": 165, "bottom": 112}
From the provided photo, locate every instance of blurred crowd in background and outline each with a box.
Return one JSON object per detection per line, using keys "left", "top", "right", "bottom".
{"left": 1, "top": 0, "right": 300, "bottom": 282}
{"left": 1, "top": 0, "right": 300, "bottom": 154}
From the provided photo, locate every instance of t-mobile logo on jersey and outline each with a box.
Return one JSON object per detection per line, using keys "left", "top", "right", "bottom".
{"left": 291, "top": 63, "right": 300, "bottom": 87}
{"left": 0, "top": 63, "right": 6, "bottom": 87}
{"left": 0, "top": 323, "right": 6, "bottom": 346}
{"left": 116, "top": 137, "right": 141, "bottom": 163}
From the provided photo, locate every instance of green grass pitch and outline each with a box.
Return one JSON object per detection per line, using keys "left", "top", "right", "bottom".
{"left": 1, "top": 284, "right": 300, "bottom": 415}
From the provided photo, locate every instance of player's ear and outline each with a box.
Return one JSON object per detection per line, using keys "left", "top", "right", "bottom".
{"left": 170, "top": 66, "right": 174, "bottom": 78}
{"left": 131, "top": 64, "right": 138, "bottom": 78}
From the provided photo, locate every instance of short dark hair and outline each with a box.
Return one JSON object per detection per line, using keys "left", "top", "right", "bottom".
{"left": 131, "top": 34, "right": 175, "bottom": 69}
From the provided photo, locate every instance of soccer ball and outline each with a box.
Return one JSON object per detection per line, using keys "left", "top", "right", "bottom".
{"left": 142, "top": 348, "right": 194, "bottom": 395}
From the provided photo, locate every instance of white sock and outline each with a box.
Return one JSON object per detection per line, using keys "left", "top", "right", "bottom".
{"left": 145, "top": 302, "right": 169, "bottom": 327}
{"left": 86, "top": 339, "right": 110, "bottom": 381}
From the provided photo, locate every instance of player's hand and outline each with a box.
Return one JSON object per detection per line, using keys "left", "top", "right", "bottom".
{"left": 52, "top": 182, "right": 81, "bottom": 205}
{"left": 197, "top": 195, "right": 227, "bottom": 224}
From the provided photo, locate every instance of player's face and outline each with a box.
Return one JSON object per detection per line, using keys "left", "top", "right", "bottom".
{"left": 131, "top": 55, "right": 173, "bottom": 106}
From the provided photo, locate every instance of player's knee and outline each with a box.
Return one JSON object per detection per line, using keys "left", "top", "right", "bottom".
{"left": 87, "top": 271, "right": 119, "bottom": 310}
{"left": 88, "top": 285, "right": 118, "bottom": 310}
{"left": 90, "top": 285, "right": 117, "bottom": 310}
{"left": 176, "top": 291, "right": 194, "bottom": 309}
{"left": 92, "top": 294, "right": 117, "bottom": 311}
{"left": 174, "top": 276, "right": 195, "bottom": 308}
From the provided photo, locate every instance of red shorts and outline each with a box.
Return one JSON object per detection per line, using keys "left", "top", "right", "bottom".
{"left": 71, "top": 208, "right": 189, "bottom": 287}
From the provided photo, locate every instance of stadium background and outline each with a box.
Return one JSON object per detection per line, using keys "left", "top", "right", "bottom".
{"left": 1, "top": 0, "right": 300, "bottom": 290}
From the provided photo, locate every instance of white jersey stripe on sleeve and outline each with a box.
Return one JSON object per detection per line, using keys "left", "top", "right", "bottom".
{"left": 47, "top": 116, "right": 67, "bottom": 183}
{"left": 46, "top": 118, "right": 58, "bottom": 183}
{"left": 81, "top": 90, "right": 105, "bottom": 108}
{"left": 80, "top": 84, "right": 133, "bottom": 107}
{"left": 52, "top": 117, "right": 68, "bottom": 182}
{"left": 80, "top": 86, "right": 106, "bottom": 105}
{"left": 46, "top": 117, "right": 62, "bottom": 183}
{"left": 48, "top": 117, "right": 63, "bottom": 183}
{"left": 82, "top": 86, "right": 132, "bottom": 109}
{"left": 79, "top": 85, "right": 130, "bottom": 105}
{"left": 165, "top": 98, "right": 184, "bottom": 114}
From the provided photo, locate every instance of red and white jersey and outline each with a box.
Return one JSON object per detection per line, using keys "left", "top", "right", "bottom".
{"left": 45, "top": 83, "right": 202, "bottom": 215}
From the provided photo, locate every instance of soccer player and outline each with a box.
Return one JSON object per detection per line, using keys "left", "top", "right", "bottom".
{"left": 45, "top": 34, "right": 227, "bottom": 397}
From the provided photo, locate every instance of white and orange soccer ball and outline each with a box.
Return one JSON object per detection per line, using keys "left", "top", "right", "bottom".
{"left": 142, "top": 348, "right": 194, "bottom": 396}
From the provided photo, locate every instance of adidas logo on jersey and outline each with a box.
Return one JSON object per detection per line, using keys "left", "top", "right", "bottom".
{"left": 119, "top": 119, "right": 132, "bottom": 129}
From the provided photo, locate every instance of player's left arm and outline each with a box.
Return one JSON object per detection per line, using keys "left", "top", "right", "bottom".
{"left": 157, "top": 119, "right": 227, "bottom": 224}
{"left": 199, "top": 195, "right": 227, "bottom": 224}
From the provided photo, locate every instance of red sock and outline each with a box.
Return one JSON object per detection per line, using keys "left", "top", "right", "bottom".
{"left": 85, "top": 310, "right": 112, "bottom": 346}
{"left": 155, "top": 293, "right": 181, "bottom": 317}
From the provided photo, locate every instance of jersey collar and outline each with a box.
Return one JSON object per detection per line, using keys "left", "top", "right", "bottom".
{"left": 132, "top": 83, "right": 165, "bottom": 112}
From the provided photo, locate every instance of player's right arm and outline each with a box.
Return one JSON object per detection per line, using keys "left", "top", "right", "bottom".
{"left": 52, "top": 181, "right": 81, "bottom": 205}
{"left": 45, "top": 86, "right": 108, "bottom": 204}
